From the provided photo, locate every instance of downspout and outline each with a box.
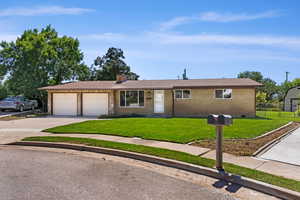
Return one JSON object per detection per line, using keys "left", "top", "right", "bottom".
{"left": 50, "top": 92, "right": 53, "bottom": 115}
{"left": 255, "top": 88, "right": 257, "bottom": 116}
{"left": 80, "top": 92, "right": 83, "bottom": 116}
{"left": 172, "top": 90, "right": 175, "bottom": 117}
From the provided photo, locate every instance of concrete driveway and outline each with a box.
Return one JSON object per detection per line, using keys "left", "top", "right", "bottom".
{"left": 0, "top": 117, "right": 90, "bottom": 144}
{"left": 260, "top": 127, "right": 300, "bottom": 166}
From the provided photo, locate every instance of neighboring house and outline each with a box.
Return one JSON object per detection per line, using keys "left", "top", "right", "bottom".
{"left": 40, "top": 76, "right": 262, "bottom": 117}
{"left": 284, "top": 86, "right": 300, "bottom": 112}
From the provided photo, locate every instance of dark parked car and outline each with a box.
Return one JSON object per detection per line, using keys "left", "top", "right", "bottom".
{"left": 0, "top": 96, "right": 37, "bottom": 112}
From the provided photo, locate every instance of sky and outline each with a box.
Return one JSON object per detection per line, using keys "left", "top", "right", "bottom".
{"left": 0, "top": 0, "right": 300, "bottom": 84}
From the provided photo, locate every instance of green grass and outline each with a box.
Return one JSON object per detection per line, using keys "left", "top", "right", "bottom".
{"left": 22, "top": 136, "right": 300, "bottom": 192}
{"left": 44, "top": 111, "right": 300, "bottom": 143}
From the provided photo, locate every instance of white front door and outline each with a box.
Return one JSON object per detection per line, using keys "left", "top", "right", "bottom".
{"left": 82, "top": 93, "right": 108, "bottom": 116}
{"left": 154, "top": 90, "right": 164, "bottom": 113}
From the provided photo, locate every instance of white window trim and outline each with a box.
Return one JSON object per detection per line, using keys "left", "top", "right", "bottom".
{"left": 215, "top": 89, "right": 232, "bottom": 99}
{"left": 119, "top": 90, "right": 145, "bottom": 108}
{"left": 174, "top": 89, "right": 192, "bottom": 99}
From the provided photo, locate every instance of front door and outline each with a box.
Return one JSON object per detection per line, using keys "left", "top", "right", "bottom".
{"left": 154, "top": 90, "right": 164, "bottom": 113}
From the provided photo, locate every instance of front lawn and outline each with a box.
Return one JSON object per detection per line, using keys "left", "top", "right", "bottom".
{"left": 44, "top": 111, "right": 299, "bottom": 143}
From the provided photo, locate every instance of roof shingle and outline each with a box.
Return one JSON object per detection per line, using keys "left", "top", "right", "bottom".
{"left": 39, "top": 78, "right": 262, "bottom": 90}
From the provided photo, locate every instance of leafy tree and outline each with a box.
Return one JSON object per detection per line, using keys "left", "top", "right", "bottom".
{"left": 0, "top": 25, "right": 89, "bottom": 110}
{"left": 90, "top": 47, "right": 139, "bottom": 80}
{"left": 0, "top": 83, "right": 7, "bottom": 100}
{"left": 237, "top": 71, "right": 278, "bottom": 101}
{"left": 278, "top": 78, "right": 300, "bottom": 101}
{"left": 256, "top": 91, "right": 267, "bottom": 106}
{"left": 238, "top": 71, "right": 263, "bottom": 83}
{"left": 261, "top": 78, "right": 278, "bottom": 101}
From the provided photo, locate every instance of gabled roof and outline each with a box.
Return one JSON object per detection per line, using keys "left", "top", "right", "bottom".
{"left": 39, "top": 78, "right": 262, "bottom": 90}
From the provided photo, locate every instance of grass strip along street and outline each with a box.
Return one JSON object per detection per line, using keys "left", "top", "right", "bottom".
{"left": 23, "top": 136, "right": 300, "bottom": 193}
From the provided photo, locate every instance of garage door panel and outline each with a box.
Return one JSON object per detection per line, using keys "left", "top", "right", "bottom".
{"left": 83, "top": 93, "right": 108, "bottom": 116}
{"left": 53, "top": 93, "right": 77, "bottom": 116}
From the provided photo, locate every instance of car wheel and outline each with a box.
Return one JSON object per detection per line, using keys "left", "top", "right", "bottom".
{"left": 19, "top": 106, "right": 24, "bottom": 112}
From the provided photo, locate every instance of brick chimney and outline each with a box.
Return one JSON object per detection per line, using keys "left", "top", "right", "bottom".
{"left": 116, "top": 74, "right": 127, "bottom": 83}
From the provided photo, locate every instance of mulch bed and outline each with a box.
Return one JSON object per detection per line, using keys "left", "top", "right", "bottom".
{"left": 192, "top": 122, "right": 300, "bottom": 156}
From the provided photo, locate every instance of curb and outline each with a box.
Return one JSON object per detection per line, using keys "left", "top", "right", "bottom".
{"left": 9, "top": 141, "right": 300, "bottom": 200}
{"left": 0, "top": 110, "right": 38, "bottom": 119}
{"left": 253, "top": 124, "right": 300, "bottom": 157}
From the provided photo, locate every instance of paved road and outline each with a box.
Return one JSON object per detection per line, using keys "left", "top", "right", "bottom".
{"left": 260, "top": 127, "right": 300, "bottom": 166}
{"left": 0, "top": 146, "right": 236, "bottom": 200}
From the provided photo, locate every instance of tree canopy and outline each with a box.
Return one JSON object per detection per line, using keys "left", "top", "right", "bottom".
{"left": 89, "top": 47, "right": 139, "bottom": 80}
{"left": 238, "top": 71, "right": 278, "bottom": 101}
{"left": 238, "top": 71, "right": 263, "bottom": 83}
{"left": 278, "top": 78, "right": 300, "bottom": 100}
{"left": 0, "top": 25, "right": 89, "bottom": 109}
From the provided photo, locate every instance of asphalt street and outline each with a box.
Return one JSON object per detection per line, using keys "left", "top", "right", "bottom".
{"left": 0, "top": 145, "right": 236, "bottom": 200}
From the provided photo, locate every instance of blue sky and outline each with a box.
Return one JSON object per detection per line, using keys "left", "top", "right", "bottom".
{"left": 1, "top": 0, "right": 300, "bottom": 83}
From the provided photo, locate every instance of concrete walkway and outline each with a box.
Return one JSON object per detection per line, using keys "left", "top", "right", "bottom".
{"left": 53, "top": 133, "right": 211, "bottom": 156}
{"left": 260, "top": 127, "right": 300, "bottom": 166}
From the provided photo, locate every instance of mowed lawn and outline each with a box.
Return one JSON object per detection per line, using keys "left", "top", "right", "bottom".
{"left": 44, "top": 111, "right": 300, "bottom": 143}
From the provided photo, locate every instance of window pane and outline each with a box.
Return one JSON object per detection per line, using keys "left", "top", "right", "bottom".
{"left": 223, "top": 89, "right": 232, "bottom": 98}
{"left": 139, "top": 91, "right": 144, "bottom": 106}
{"left": 120, "top": 91, "right": 126, "bottom": 106}
{"left": 183, "top": 90, "right": 191, "bottom": 98}
{"left": 126, "top": 91, "right": 138, "bottom": 106}
{"left": 175, "top": 90, "right": 182, "bottom": 98}
{"left": 215, "top": 90, "right": 223, "bottom": 98}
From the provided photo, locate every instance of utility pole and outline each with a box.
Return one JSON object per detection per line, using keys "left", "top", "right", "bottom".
{"left": 285, "top": 71, "right": 290, "bottom": 82}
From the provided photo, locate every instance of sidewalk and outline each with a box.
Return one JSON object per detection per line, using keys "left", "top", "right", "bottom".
{"left": 50, "top": 133, "right": 300, "bottom": 181}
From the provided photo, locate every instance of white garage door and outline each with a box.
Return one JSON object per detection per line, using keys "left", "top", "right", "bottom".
{"left": 82, "top": 93, "right": 108, "bottom": 116}
{"left": 53, "top": 93, "right": 77, "bottom": 116}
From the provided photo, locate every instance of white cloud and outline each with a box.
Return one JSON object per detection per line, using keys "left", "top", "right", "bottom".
{"left": 198, "top": 10, "right": 279, "bottom": 22}
{"left": 159, "top": 10, "right": 280, "bottom": 30}
{"left": 0, "top": 6, "right": 94, "bottom": 16}
{"left": 148, "top": 32, "right": 300, "bottom": 48}
{"left": 80, "top": 33, "right": 126, "bottom": 41}
{"left": 159, "top": 16, "right": 192, "bottom": 31}
{"left": 79, "top": 30, "right": 300, "bottom": 49}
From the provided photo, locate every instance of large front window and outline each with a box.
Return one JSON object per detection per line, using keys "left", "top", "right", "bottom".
{"left": 120, "top": 91, "right": 144, "bottom": 107}
{"left": 215, "top": 89, "right": 232, "bottom": 99}
{"left": 175, "top": 89, "right": 191, "bottom": 99}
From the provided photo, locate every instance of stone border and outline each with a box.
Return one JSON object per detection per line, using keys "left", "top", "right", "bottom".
{"left": 252, "top": 121, "right": 293, "bottom": 140}
{"left": 9, "top": 141, "right": 300, "bottom": 200}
